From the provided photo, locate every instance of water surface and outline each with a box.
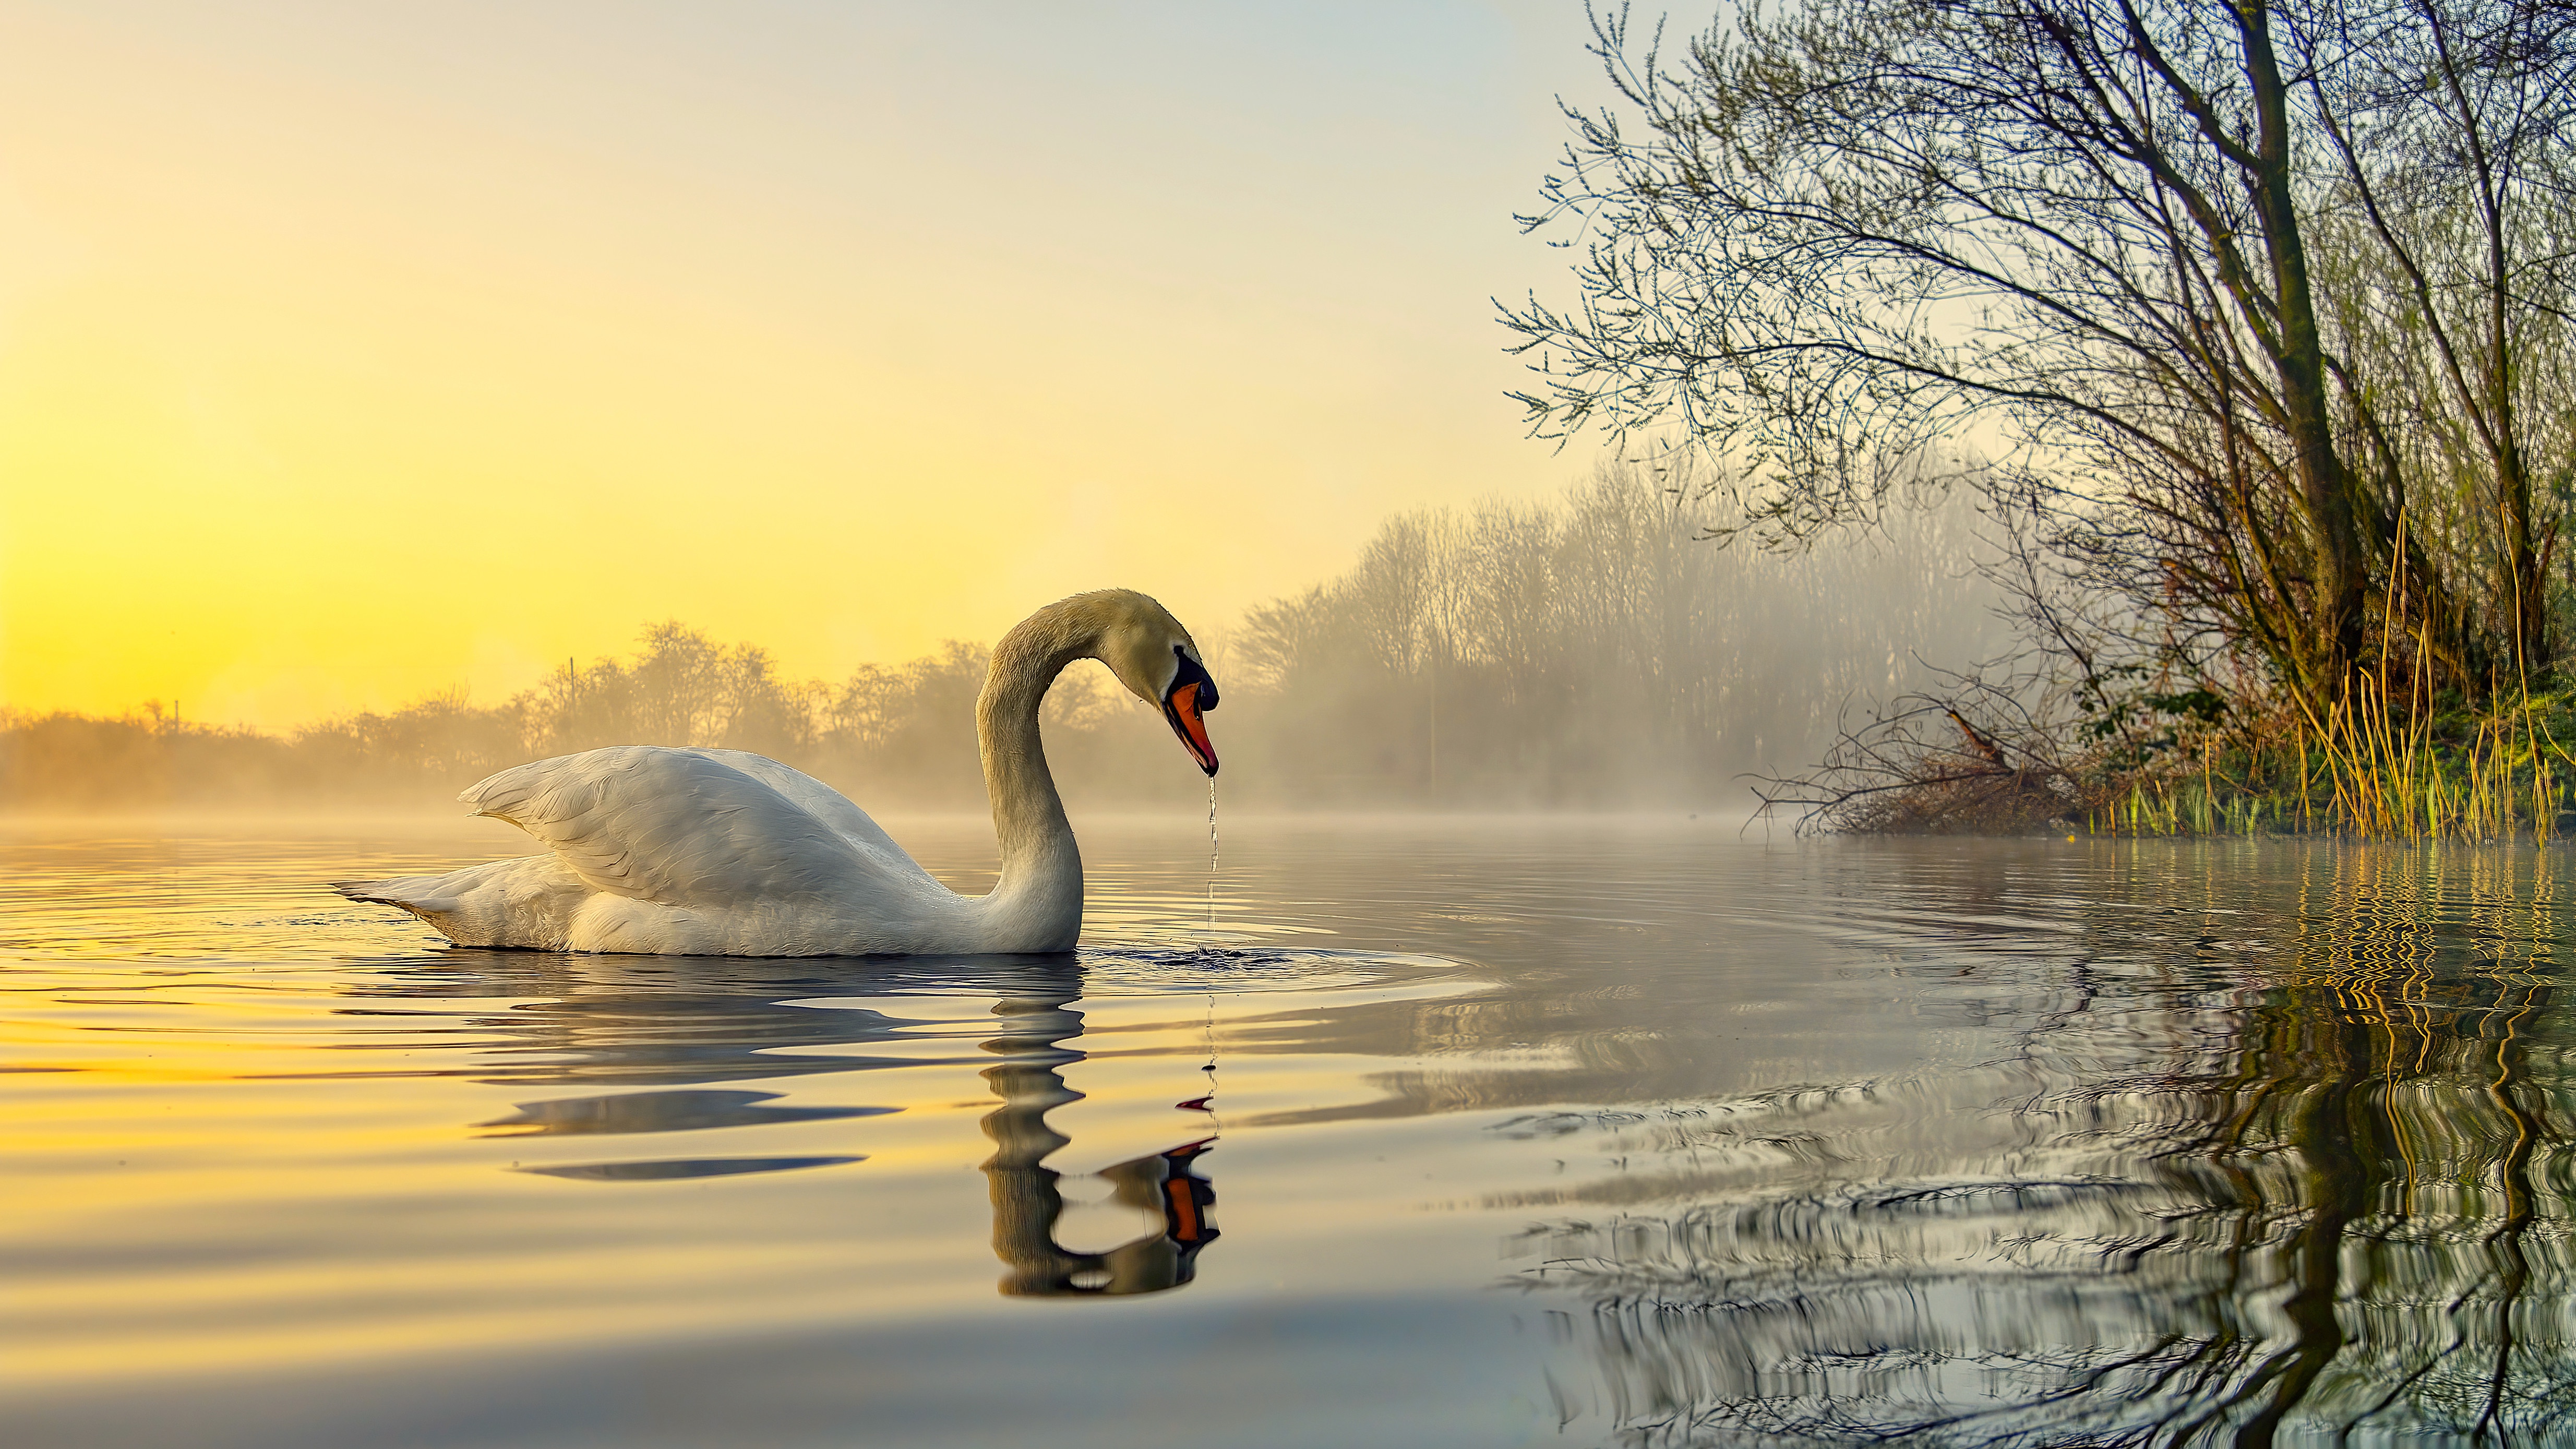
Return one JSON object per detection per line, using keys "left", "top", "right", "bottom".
{"left": 5, "top": 817, "right": 2573, "bottom": 1445}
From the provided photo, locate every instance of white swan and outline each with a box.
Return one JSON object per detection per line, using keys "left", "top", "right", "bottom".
{"left": 339, "top": 589, "right": 1220, "bottom": 956}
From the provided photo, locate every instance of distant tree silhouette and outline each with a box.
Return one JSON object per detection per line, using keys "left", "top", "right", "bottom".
{"left": 1, "top": 469, "right": 1994, "bottom": 812}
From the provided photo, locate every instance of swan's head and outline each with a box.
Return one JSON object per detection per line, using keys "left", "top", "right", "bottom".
{"left": 1089, "top": 590, "right": 1220, "bottom": 777}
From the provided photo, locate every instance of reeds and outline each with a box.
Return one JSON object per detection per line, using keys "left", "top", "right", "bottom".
{"left": 2089, "top": 687, "right": 2576, "bottom": 841}
{"left": 2093, "top": 775, "right": 2271, "bottom": 837}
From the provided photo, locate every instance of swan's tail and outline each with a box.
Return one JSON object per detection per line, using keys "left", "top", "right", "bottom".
{"left": 334, "top": 875, "right": 469, "bottom": 930}
{"left": 334, "top": 857, "right": 579, "bottom": 949}
{"left": 334, "top": 875, "right": 460, "bottom": 911}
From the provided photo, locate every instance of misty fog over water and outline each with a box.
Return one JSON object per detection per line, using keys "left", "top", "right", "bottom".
{"left": 2, "top": 469, "right": 2004, "bottom": 814}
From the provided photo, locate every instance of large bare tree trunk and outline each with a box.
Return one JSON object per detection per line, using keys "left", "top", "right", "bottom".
{"left": 2241, "top": 2, "right": 2368, "bottom": 699}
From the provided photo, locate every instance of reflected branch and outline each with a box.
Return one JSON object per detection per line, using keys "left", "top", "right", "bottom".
{"left": 1516, "top": 846, "right": 2576, "bottom": 1442}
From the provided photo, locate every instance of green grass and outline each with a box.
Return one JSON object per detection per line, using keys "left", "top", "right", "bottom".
{"left": 2084, "top": 690, "right": 2576, "bottom": 841}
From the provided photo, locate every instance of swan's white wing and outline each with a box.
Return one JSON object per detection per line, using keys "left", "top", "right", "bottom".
{"left": 685, "top": 749, "right": 936, "bottom": 884}
{"left": 459, "top": 747, "right": 888, "bottom": 907}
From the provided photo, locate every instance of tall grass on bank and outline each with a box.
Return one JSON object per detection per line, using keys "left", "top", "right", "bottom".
{"left": 1765, "top": 662, "right": 2576, "bottom": 840}
{"left": 2091, "top": 690, "right": 2576, "bottom": 841}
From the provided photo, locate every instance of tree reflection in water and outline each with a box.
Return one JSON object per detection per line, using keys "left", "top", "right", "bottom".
{"left": 1520, "top": 847, "right": 2575, "bottom": 1444}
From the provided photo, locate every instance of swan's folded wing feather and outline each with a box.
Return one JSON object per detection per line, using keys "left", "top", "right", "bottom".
{"left": 459, "top": 747, "right": 879, "bottom": 906}
{"left": 686, "top": 749, "right": 936, "bottom": 883}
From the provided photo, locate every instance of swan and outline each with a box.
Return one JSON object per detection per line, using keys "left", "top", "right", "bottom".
{"left": 339, "top": 589, "right": 1220, "bottom": 956}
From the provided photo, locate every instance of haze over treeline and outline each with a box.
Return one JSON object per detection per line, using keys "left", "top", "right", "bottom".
{"left": 3, "top": 467, "right": 1999, "bottom": 813}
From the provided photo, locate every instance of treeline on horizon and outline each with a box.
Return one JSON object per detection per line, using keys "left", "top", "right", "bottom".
{"left": 2, "top": 466, "right": 1998, "bottom": 813}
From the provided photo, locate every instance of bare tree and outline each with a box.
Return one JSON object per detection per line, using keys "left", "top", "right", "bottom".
{"left": 1504, "top": 0, "right": 2576, "bottom": 725}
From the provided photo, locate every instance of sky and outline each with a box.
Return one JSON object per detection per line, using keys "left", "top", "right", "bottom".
{"left": 0, "top": 1, "right": 1618, "bottom": 727}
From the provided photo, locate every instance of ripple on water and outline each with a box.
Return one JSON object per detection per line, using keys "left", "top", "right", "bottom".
{"left": 7, "top": 821, "right": 2576, "bottom": 1446}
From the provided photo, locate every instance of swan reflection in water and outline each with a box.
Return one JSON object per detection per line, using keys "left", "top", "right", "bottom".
{"left": 354, "top": 952, "right": 1219, "bottom": 1298}
{"left": 979, "top": 980, "right": 1219, "bottom": 1297}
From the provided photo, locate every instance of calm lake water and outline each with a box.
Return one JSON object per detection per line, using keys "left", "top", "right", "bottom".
{"left": 6, "top": 815, "right": 2573, "bottom": 1447}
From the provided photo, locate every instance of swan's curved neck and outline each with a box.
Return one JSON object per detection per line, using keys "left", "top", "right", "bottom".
{"left": 974, "top": 602, "right": 1098, "bottom": 937}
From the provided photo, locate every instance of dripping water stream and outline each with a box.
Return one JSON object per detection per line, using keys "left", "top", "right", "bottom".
{"left": 1205, "top": 777, "right": 1220, "bottom": 941}
{"left": 1200, "top": 779, "right": 1222, "bottom": 1092}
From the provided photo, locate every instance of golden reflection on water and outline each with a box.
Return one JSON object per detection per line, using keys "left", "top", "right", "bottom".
{"left": 9, "top": 820, "right": 2576, "bottom": 1445}
{"left": 1, "top": 819, "right": 1491, "bottom": 1411}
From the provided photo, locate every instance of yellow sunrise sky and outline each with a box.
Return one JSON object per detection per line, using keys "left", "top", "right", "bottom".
{"left": 0, "top": 2, "right": 1608, "bottom": 728}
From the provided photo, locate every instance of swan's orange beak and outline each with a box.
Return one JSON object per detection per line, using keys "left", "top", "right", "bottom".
{"left": 1162, "top": 649, "right": 1219, "bottom": 776}
{"left": 1165, "top": 681, "right": 1218, "bottom": 776}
